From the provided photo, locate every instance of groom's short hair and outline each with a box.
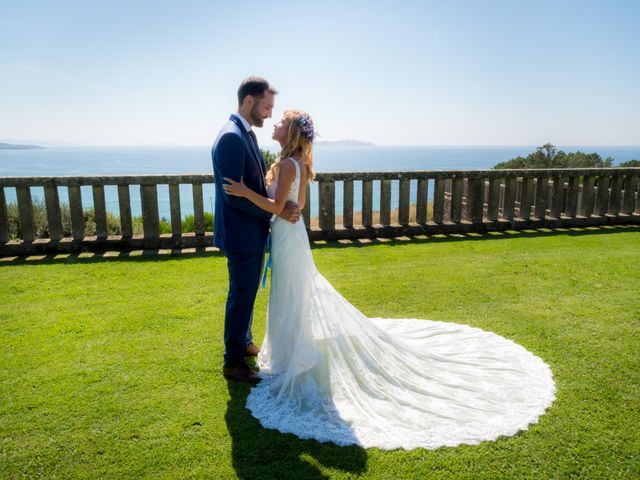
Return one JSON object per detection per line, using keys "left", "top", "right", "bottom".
{"left": 237, "top": 76, "right": 278, "bottom": 106}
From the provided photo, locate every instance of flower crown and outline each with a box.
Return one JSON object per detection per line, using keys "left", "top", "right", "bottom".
{"left": 296, "top": 114, "right": 315, "bottom": 142}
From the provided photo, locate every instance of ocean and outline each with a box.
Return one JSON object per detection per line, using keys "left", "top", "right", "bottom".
{"left": 1, "top": 145, "right": 638, "bottom": 218}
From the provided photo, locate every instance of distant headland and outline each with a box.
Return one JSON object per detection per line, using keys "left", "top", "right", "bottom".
{"left": 0, "top": 143, "right": 44, "bottom": 150}
{"left": 315, "top": 140, "right": 374, "bottom": 147}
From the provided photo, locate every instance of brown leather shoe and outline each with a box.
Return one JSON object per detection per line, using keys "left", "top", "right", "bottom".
{"left": 245, "top": 342, "right": 260, "bottom": 357}
{"left": 222, "top": 364, "right": 261, "bottom": 384}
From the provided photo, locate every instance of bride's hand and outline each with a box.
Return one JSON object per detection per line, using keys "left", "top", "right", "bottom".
{"left": 223, "top": 177, "right": 249, "bottom": 197}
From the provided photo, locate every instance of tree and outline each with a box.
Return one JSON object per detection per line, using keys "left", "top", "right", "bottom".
{"left": 539, "top": 142, "right": 557, "bottom": 163}
{"left": 619, "top": 159, "right": 640, "bottom": 167}
{"left": 493, "top": 143, "right": 614, "bottom": 169}
{"left": 261, "top": 149, "right": 278, "bottom": 169}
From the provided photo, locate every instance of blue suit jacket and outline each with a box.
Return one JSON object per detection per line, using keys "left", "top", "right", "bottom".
{"left": 212, "top": 115, "right": 272, "bottom": 253}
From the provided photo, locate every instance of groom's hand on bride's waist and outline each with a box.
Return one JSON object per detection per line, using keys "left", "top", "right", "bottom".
{"left": 278, "top": 200, "right": 301, "bottom": 223}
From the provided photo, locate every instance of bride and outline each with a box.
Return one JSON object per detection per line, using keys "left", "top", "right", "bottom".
{"left": 222, "top": 110, "right": 556, "bottom": 450}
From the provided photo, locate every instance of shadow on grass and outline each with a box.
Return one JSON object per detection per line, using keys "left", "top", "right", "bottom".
{"left": 310, "top": 223, "right": 640, "bottom": 250}
{"left": 224, "top": 380, "right": 368, "bottom": 480}
{"left": 1, "top": 224, "right": 638, "bottom": 266}
{"left": 0, "top": 247, "right": 225, "bottom": 267}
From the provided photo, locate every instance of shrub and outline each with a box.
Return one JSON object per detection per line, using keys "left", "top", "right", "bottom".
{"left": 82, "top": 207, "right": 122, "bottom": 236}
{"left": 494, "top": 143, "right": 614, "bottom": 169}
{"left": 5, "top": 199, "right": 72, "bottom": 240}
{"left": 619, "top": 159, "right": 640, "bottom": 167}
{"left": 181, "top": 212, "right": 214, "bottom": 233}
{"left": 4, "top": 202, "right": 214, "bottom": 240}
{"left": 261, "top": 149, "right": 277, "bottom": 169}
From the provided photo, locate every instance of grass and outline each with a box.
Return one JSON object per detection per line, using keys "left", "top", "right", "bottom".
{"left": 1, "top": 226, "right": 639, "bottom": 479}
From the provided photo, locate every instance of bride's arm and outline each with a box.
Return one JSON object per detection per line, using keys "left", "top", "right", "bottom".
{"left": 223, "top": 161, "right": 296, "bottom": 215}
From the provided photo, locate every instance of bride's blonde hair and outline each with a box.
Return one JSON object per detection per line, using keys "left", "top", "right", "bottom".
{"left": 266, "top": 110, "right": 315, "bottom": 186}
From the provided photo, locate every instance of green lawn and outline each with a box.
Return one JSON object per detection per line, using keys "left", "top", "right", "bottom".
{"left": 1, "top": 226, "right": 639, "bottom": 479}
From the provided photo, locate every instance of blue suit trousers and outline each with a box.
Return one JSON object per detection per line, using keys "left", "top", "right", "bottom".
{"left": 223, "top": 249, "right": 265, "bottom": 367}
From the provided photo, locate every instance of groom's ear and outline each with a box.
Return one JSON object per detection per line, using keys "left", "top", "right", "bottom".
{"left": 243, "top": 95, "right": 255, "bottom": 109}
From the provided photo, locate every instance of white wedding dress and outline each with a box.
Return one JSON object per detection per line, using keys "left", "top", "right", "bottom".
{"left": 246, "top": 158, "right": 556, "bottom": 450}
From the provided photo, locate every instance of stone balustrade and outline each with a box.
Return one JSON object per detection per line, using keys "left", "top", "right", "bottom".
{"left": 1, "top": 168, "right": 638, "bottom": 255}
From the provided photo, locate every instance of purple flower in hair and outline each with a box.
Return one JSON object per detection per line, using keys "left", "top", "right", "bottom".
{"left": 297, "top": 114, "right": 315, "bottom": 142}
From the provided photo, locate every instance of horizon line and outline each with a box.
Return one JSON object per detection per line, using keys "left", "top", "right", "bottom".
{"left": 3, "top": 141, "right": 640, "bottom": 149}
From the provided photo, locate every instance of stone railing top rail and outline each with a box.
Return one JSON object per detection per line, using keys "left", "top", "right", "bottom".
{"left": 1, "top": 167, "right": 639, "bottom": 187}
{"left": 0, "top": 174, "right": 213, "bottom": 187}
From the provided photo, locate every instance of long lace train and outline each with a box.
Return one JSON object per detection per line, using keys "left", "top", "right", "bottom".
{"left": 246, "top": 159, "right": 556, "bottom": 450}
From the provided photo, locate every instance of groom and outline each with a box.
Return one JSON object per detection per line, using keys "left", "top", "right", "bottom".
{"left": 212, "top": 76, "right": 300, "bottom": 383}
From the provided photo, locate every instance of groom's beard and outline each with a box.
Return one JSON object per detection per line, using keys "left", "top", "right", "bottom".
{"left": 250, "top": 105, "right": 264, "bottom": 127}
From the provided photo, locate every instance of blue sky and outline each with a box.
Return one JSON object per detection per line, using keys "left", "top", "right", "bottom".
{"left": 1, "top": 0, "right": 639, "bottom": 146}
